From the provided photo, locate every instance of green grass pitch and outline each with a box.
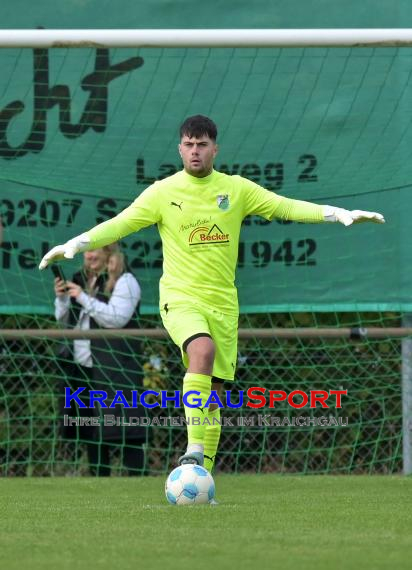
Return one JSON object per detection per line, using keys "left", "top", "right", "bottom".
{"left": 1, "top": 475, "right": 411, "bottom": 570}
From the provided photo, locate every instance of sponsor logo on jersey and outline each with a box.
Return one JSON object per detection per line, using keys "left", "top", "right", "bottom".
{"left": 179, "top": 217, "right": 212, "bottom": 233}
{"left": 188, "top": 223, "right": 229, "bottom": 246}
{"left": 217, "top": 194, "right": 229, "bottom": 210}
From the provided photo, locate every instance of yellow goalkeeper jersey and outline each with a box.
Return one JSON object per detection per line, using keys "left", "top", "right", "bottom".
{"left": 87, "top": 169, "right": 324, "bottom": 315}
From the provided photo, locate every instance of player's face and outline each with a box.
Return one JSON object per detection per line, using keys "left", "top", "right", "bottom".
{"left": 179, "top": 134, "right": 217, "bottom": 177}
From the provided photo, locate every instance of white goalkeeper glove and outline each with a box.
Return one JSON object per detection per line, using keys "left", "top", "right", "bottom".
{"left": 38, "top": 233, "right": 90, "bottom": 270}
{"left": 323, "top": 206, "right": 385, "bottom": 227}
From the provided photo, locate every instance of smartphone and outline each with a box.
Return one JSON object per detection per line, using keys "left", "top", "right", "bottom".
{"left": 51, "top": 264, "right": 66, "bottom": 282}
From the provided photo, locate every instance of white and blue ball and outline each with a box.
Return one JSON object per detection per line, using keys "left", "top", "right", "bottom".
{"left": 165, "top": 464, "right": 215, "bottom": 505}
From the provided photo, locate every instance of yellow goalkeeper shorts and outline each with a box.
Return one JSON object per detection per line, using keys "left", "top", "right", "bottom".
{"left": 160, "top": 300, "right": 238, "bottom": 381}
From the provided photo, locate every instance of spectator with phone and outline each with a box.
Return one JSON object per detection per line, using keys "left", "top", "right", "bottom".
{"left": 54, "top": 249, "right": 108, "bottom": 472}
{"left": 54, "top": 246, "right": 146, "bottom": 476}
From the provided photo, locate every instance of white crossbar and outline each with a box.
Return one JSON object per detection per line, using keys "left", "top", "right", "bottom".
{"left": 1, "top": 28, "right": 412, "bottom": 48}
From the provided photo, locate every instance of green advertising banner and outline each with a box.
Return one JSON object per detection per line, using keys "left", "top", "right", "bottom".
{"left": 0, "top": 1, "right": 411, "bottom": 313}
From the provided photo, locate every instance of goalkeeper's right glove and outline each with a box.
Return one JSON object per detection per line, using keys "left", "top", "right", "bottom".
{"left": 38, "top": 233, "right": 90, "bottom": 270}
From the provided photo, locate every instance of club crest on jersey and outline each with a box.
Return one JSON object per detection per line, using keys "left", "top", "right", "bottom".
{"left": 217, "top": 194, "right": 229, "bottom": 210}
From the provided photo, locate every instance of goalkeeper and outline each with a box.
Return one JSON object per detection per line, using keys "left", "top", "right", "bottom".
{"left": 39, "top": 114, "right": 385, "bottom": 473}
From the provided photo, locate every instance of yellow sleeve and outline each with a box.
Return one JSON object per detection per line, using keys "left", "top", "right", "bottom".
{"left": 271, "top": 196, "right": 324, "bottom": 223}
{"left": 87, "top": 184, "right": 161, "bottom": 249}
{"left": 240, "top": 176, "right": 324, "bottom": 223}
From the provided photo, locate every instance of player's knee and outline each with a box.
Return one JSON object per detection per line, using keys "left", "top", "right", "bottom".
{"left": 195, "top": 346, "right": 215, "bottom": 371}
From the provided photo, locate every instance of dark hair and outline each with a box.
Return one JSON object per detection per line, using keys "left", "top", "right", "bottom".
{"left": 179, "top": 115, "right": 218, "bottom": 141}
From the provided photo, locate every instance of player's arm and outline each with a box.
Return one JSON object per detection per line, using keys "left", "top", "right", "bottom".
{"left": 271, "top": 196, "right": 385, "bottom": 226}
{"left": 39, "top": 185, "right": 161, "bottom": 270}
{"left": 240, "top": 178, "right": 385, "bottom": 226}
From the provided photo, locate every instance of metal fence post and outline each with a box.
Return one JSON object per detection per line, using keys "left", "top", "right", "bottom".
{"left": 402, "top": 314, "right": 412, "bottom": 474}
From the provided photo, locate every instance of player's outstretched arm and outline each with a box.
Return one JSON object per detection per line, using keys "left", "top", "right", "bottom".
{"left": 39, "top": 206, "right": 135, "bottom": 270}
{"left": 38, "top": 213, "right": 134, "bottom": 270}
{"left": 39, "top": 186, "right": 159, "bottom": 270}
{"left": 245, "top": 180, "right": 386, "bottom": 226}
{"left": 270, "top": 196, "right": 385, "bottom": 226}
{"left": 323, "top": 206, "right": 385, "bottom": 226}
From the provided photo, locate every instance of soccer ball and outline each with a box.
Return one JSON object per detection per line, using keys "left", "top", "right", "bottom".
{"left": 165, "top": 464, "right": 215, "bottom": 505}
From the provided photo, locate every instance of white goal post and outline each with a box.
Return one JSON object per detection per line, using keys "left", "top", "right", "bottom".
{"left": 1, "top": 28, "right": 412, "bottom": 48}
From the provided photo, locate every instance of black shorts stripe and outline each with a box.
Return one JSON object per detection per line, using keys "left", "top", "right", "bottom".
{"left": 182, "top": 332, "right": 212, "bottom": 353}
{"left": 211, "top": 376, "right": 226, "bottom": 384}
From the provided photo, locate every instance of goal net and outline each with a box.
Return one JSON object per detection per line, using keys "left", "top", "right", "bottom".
{"left": 0, "top": 30, "right": 409, "bottom": 475}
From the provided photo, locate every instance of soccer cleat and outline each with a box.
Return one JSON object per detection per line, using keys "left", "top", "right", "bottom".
{"left": 178, "top": 452, "right": 204, "bottom": 466}
{"left": 209, "top": 497, "right": 219, "bottom": 506}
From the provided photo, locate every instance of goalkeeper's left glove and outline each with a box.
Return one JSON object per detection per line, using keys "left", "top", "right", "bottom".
{"left": 323, "top": 206, "right": 385, "bottom": 226}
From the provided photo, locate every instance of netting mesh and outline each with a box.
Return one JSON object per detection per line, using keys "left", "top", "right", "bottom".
{"left": 0, "top": 43, "right": 408, "bottom": 475}
{"left": 0, "top": 45, "right": 408, "bottom": 313}
{"left": 0, "top": 312, "right": 402, "bottom": 476}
